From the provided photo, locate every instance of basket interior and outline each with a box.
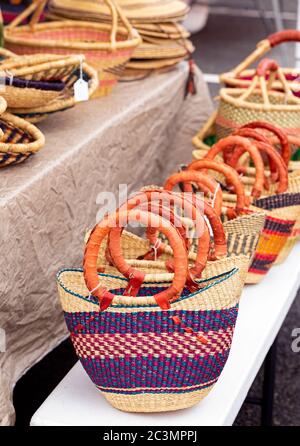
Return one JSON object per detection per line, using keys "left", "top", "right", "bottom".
{"left": 0, "top": 119, "right": 32, "bottom": 144}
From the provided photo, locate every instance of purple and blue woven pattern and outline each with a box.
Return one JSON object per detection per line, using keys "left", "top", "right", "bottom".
{"left": 65, "top": 300, "right": 238, "bottom": 395}
{"left": 253, "top": 192, "right": 300, "bottom": 211}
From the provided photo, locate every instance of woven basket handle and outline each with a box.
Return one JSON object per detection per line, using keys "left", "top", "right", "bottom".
{"left": 7, "top": 0, "right": 135, "bottom": 47}
{"left": 231, "top": 29, "right": 300, "bottom": 76}
{"left": 84, "top": 209, "right": 188, "bottom": 311}
{"left": 163, "top": 174, "right": 227, "bottom": 259}
{"left": 241, "top": 121, "right": 291, "bottom": 167}
{"left": 107, "top": 190, "right": 210, "bottom": 280}
{"left": 203, "top": 136, "right": 265, "bottom": 198}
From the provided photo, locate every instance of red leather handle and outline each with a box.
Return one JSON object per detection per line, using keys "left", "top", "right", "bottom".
{"left": 204, "top": 135, "right": 265, "bottom": 198}
{"left": 187, "top": 159, "right": 247, "bottom": 211}
{"left": 241, "top": 121, "right": 291, "bottom": 167}
{"left": 84, "top": 210, "right": 188, "bottom": 311}
{"left": 268, "top": 30, "right": 300, "bottom": 47}
{"left": 229, "top": 141, "right": 288, "bottom": 194}
{"left": 163, "top": 173, "right": 227, "bottom": 259}
{"left": 109, "top": 189, "right": 210, "bottom": 279}
{"left": 256, "top": 58, "right": 278, "bottom": 77}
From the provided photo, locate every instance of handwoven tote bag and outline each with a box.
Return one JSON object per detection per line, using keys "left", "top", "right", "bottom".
{"left": 192, "top": 118, "right": 300, "bottom": 244}
{"left": 162, "top": 169, "right": 266, "bottom": 264}
{"left": 192, "top": 137, "right": 298, "bottom": 282}
{"left": 58, "top": 209, "right": 244, "bottom": 412}
{"left": 220, "top": 29, "right": 300, "bottom": 94}
{"left": 216, "top": 59, "right": 300, "bottom": 143}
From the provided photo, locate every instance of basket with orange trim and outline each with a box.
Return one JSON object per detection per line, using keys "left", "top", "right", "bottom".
{"left": 57, "top": 205, "right": 247, "bottom": 412}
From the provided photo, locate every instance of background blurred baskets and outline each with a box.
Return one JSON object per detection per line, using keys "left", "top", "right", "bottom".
{"left": 0, "top": 98, "right": 45, "bottom": 166}
{"left": 4, "top": 0, "right": 141, "bottom": 97}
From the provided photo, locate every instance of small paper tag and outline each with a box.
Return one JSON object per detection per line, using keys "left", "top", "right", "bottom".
{"left": 74, "top": 78, "right": 89, "bottom": 102}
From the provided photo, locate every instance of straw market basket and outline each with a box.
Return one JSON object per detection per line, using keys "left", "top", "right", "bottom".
{"left": 0, "top": 53, "right": 98, "bottom": 111}
{"left": 4, "top": 0, "right": 141, "bottom": 97}
{"left": 192, "top": 114, "right": 300, "bottom": 245}
{"left": 1, "top": 54, "right": 98, "bottom": 122}
{"left": 0, "top": 99, "right": 45, "bottom": 166}
{"left": 57, "top": 208, "right": 245, "bottom": 412}
{"left": 187, "top": 148, "right": 299, "bottom": 283}
{"left": 216, "top": 59, "right": 300, "bottom": 143}
{"left": 220, "top": 29, "right": 300, "bottom": 94}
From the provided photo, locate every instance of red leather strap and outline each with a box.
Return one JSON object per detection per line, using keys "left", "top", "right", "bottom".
{"left": 124, "top": 269, "right": 146, "bottom": 296}
{"left": 268, "top": 30, "right": 300, "bottom": 47}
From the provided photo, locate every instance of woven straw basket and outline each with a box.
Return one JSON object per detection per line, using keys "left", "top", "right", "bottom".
{"left": 58, "top": 208, "right": 247, "bottom": 412}
{"left": 0, "top": 97, "right": 45, "bottom": 166}
{"left": 220, "top": 30, "right": 300, "bottom": 95}
{"left": 191, "top": 130, "right": 300, "bottom": 279}
{"left": 0, "top": 53, "right": 98, "bottom": 121}
{"left": 192, "top": 111, "right": 300, "bottom": 247}
{"left": 216, "top": 59, "right": 300, "bottom": 146}
{"left": 4, "top": 0, "right": 141, "bottom": 97}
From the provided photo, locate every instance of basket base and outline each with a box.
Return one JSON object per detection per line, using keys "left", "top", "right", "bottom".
{"left": 101, "top": 386, "right": 214, "bottom": 413}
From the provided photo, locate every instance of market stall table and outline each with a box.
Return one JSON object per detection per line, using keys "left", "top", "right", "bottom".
{"left": 0, "top": 62, "right": 213, "bottom": 426}
{"left": 30, "top": 244, "right": 300, "bottom": 426}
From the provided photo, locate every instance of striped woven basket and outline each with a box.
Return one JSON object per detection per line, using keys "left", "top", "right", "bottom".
{"left": 0, "top": 97, "right": 45, "bottom": 166}
{"left": 58, "top": 208, "right": 246, "bottom": 412}
{"left": 192, "top": 112, "right": 300, "bottom": 246}
{"left": 0, "top": 53, "right": 98, "bottom": 119}
{"left": 4, "top": 0, "right": 141, "bottom": 97}
{"left": 191, "top": 135, "right": 300, "bottom": 281}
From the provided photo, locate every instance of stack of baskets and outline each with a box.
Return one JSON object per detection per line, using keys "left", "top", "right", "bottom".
{"left": 4, "top": 0, "right": 141, "bottom": 96}
{"left": 46, "top": 0, "right": 193, "bottom": 79}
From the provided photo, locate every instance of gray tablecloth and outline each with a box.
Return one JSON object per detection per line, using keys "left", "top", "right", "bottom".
{"left": 0, "top": 62, "right": 213, "bottom": 425}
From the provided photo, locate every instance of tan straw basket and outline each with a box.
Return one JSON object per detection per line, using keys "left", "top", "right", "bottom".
{"left": 0, "top": 97, "right": 45, "bottom": 166}
{"left": 4, "top": 0, "right": 141, "bottom": 97}
{"left": 216, "top": 59, "right": 300, "bottom": 143}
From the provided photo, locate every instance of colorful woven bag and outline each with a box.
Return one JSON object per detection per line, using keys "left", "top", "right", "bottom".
{"left": 186, "top": 144, "right": 299, "bottom": 283}
{"left": 58, "top": 208, "right": 245, "bottom": 412}
{"left": 192, "top": 116, "right": 300, "bottom": 246}
{"left": 4, "top": 0, "right": 141, "bottom": 97}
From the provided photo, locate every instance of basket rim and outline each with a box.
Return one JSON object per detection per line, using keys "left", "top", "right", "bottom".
{"left": 4, "top": 20, "right": 141, "bottom": 51}
{"left": 0, "top": 112, "right": 45, "bottom": 153}
{"left": 220, "top": 86, "right": 300, "bottom": 111}
{"left": 7, "top": 62, "right": 98, "bottom": 115}
{"left": 56, "top": 267, "right": 238, "bottom": 309}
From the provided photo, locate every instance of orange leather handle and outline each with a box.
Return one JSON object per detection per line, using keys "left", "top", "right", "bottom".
{"left": 109, "top": 190, "right": 210, "bottom": 279}
{"left": 204, "top": 135, "right": 265, "bottom": 198}
{"left": 163, "top": 174, "right": 227, "bottom": 259}
{"left": 84, "top": 210, "right": 188, "bottom": 311}
{"left": 241, "top": 121, "right": 291, "bottom": 167}
{"left": 163, "top": 171, "right": 223, "bottom": 215}
{"left": 268, "top": 30, "right": 300, "bottom": 47}
{"left": 187, "top": 159, "right": 247, "bottom": 211}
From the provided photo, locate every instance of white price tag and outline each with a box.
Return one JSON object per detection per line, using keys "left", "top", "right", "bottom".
{"left": 74, "top": 78, "right": 89, "bottom": 102}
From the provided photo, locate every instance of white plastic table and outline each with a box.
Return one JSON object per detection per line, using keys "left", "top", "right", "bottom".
{"left": 30, "top": 244, "right": 300, "bottom": 426}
